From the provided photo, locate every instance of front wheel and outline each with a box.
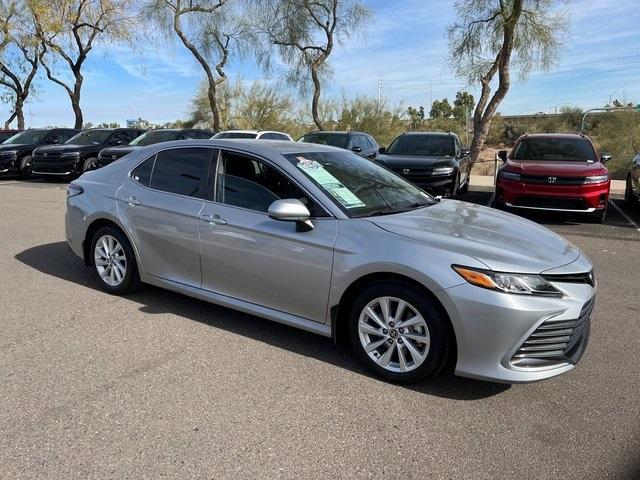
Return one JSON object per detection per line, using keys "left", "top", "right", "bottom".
{"left": 82, "top": 157, "right": 97, "bottom": 173}
{"left": 348, "top": 281, "right": 452, "bottom": 384}
{"left": 19, "top": 155, "right": 33, "bottom": 178}
{"left": 90, "top": 225, "right": 141, "bottom": 295}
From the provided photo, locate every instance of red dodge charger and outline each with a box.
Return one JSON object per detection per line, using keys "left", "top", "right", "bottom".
{"left": 494, "top": 133, "right": 611, "bottom": 222}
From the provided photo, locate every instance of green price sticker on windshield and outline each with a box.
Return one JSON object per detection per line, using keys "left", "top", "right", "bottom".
{"left": 296, "top": 157, "right": 365, "bottom": 208}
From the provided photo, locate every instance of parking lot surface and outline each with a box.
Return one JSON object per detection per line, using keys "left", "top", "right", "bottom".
{"left": 1, "top": 178, "right": 639, "bottom": 479}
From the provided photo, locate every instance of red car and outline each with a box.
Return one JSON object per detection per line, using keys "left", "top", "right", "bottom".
{"left": 494, "top": 133, "right": 611, "bottom": 222}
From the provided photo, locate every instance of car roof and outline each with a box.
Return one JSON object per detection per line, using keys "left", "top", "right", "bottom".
{"left": 400, "top": 131, "right": 455, "bottom": 137}
{"left": 520, "top": 133, "right": 589, "bottom": 140}
{"left": 220, "top": 129, "right": 288, "bottom": 134}
{"left": 146, "top": 138, "right": 344, "bottom": 156}
{"left": 302, "top": 131, "right": 356, "bottom": 135}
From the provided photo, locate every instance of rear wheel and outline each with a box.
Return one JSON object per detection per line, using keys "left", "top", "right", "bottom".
{"left": 348, "top": 281, "right": 451, "bottom": 384}
{"left": 90, "top": 225, "right": 141, "bottom": 295}
{"left": 626, "top": 175, "right": 638, "bottom": 205}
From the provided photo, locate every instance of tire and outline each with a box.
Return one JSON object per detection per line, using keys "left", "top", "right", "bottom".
{"left": 626, "top": 175, "right": 638, "bottom": 206}
{"left": 348, "top": 281, "right": 452, "bottom": 384}
{"left": 458, "top": 175, "right": 469, "bottom": 195}
{"left": 82, "top": 157, "right": 97, "bottom": 173}
{"left": 90, "top": 225, "right": 141, "bottom": 295}
{"left": 19, "top": 155, "right": 33, "bottom": 179}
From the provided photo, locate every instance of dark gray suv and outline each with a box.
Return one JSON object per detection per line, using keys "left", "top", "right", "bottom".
{"left": 299, "top": 131, "right": 380, "bottom": 159}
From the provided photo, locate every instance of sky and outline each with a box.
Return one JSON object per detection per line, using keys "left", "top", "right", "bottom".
{"left": 3, "top": 0, "right": 640, "bottom": 128}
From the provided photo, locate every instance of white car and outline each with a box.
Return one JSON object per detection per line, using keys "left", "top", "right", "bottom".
{"left": 213, "top": 130, "right": 293, "bottom": 141}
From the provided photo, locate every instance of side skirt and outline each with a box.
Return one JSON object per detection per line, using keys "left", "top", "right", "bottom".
{"left": 142, "top": 274, "right": 332, "bottom": 338}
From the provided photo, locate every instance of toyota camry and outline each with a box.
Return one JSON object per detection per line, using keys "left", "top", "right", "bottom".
{"left": 65, "top": 140, "right": 595, "bottom": 384}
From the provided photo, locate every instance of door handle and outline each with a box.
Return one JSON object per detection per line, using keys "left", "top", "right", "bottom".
{"left": 200, "top": 213, "right": 227, "bottom": 225}
{"left": 122, "top": 196, "right": 141, "bottom": 207}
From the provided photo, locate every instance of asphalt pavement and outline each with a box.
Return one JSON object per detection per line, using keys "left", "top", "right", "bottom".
{"left": 0, "top": 178, "right": 638, "bottom": 479}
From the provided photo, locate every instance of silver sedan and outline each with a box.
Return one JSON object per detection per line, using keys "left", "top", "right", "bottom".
{"left": 65, "top": 139, "right": 595, "bottom": 384}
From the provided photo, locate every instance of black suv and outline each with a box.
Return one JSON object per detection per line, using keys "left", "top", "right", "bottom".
{"left": 299, "top": 131, "right": 380, "bottom": 159}
{"left": 96, "top": 128, "right": 214, "bottom": 169}
{"left": 32, "top": 128, "right": 146, "bottom": 177}
{"left": 0, "top": 128, "right": 80, "bottom": 177}
{"left": 375, "top": 132, "right": 472, "bottom": 197}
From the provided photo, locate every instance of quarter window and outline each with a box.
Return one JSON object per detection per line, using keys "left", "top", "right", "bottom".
{"left": 131, "top": 156, "right": 154, "bottom": 187}
{"left": 214, "top": 150, "right": 325, "bottom": 216}
{"left": 149, "top": 148, "right": 210, "bottom": 197}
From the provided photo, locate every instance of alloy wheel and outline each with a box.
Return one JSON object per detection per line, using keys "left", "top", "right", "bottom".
{"left": 358, "top": 296, "right": 431, "bottom": 373}
{"left": 94, "top": 234, "right": 127, "bottom": 287}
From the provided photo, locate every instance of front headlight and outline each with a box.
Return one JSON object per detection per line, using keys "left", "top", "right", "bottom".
{"left": 0, "top": 150, "right": 17, "bottom": 156}
{"left": 60, "top": 151, "right": 81, "bottom": 158}
{"left": 432, "top": 166, "right": 455, "bottom": 176}
{"left": 452, "top": 265, "right": 563, "bottom": 297}
{"left": 584, "top": 174, "right": 609, "bottom": 184}
{"left": 499, "top": 170, "right": 521, "bottom": 181}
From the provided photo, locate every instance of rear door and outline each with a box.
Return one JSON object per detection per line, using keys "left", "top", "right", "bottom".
{"left": 117, "top": 147, "right": 214, "bottom": 287}
{"left": 198, "top": 148, "right": 337, "bottom": 323}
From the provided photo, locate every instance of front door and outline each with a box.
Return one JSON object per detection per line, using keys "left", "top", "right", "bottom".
{"left": 117, "top": 147, "right": 214, "bottom": 287}
{"left": 199, "top": 149, "right": 337, "bottom": 323}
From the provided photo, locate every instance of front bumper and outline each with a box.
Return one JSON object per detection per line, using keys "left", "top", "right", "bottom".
{"left": 397, "top": 172, "right": 456, "bottom": 196}
{"left": 436, "top": 277, "right": 595, "bottom": 383}
{"left": 32, "top": 157, "right": 81, "bottom": 176}
{"left": 497, "top": 178, "right": 610, "bottom": 212}
{"left": 0, "top": 152, "right": 18, "bottom": 173}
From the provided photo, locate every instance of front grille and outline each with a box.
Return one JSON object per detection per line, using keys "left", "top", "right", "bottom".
{"left": 521, "top": 175, "right": 587, "bottom": 185}
{"left": 390, "top": 167, "right": 434, "bottom": 177}
{"left": 541, "top": 271, "right": 595, "bottom": 287}
{"left": 511, "top": 296, "right": 594, "bottom": 368}
{"left": 33, "top": 152, "right": 61, "bottom": 161}
{"left": 513, "top": 196, "right": 588, "bottom": 210}
{"left": 32, "top": 161, "right": 76, "bottom": 173}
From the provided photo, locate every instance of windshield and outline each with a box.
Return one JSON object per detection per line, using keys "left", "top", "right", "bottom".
{"left": 284, "top": 151, "right": 435, "bottom": 218}
{"left": 214, "top": 132, "right": 257, "bottom": 139}
{"left": 512, "top": 138, "right": 597, "bottom": 161}
{"left": 130, "top": 130, "right": 181, "bottom": 146}
{"left": 3, "top": 129, "right": 50, "bottom": 144}
{"left": 386, "top": 135, "right": 455, "bottom": 156}
{"left": 299, "top": 133, "right": 349, "bottom": 149}
{"left": 66, "top": 129, "right": 112, "bottom": 145}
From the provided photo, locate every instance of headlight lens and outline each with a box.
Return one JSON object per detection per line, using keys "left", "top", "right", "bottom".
{"left": 432, "top": 166, "right": 455, "bottom": 176}
{"left": 452, "top": 265, "right": 563, "bottom": 297}
{"left": 499, "top": 170, "right": 521, "bottom": 181}
{"left": 60, "top": 151, "right": 80, "bottom": 157}
{"left": 583, "top": 174, "right": 609, "bottom": 184}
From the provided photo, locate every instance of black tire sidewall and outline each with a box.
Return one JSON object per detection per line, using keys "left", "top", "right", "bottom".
{"left": 83, "top": 157, "right": 97, "bottom": 172}
{"left": 90, "top": 225, "right": 140, "bottom": 295}
{"left": 348, "top": 281, "right": 451, "bottom": 384}
{"left": 19, "top": 155, "right": 33, "bottom": 177}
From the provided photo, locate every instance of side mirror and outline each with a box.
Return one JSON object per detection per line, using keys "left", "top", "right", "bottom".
{"left": 601, "top": 153, "right": 612, "bottom": 164}
{"left": 268, "top": 198, "right": 314, "bottom": 232}
{"left": 461, "top": 148, "right": 471, "bottom": 157}
{"left": 497, "top": 150, "right": 508, "bottom": 162}
{"left": 378, "top": 146, "right": 386, "bottom": 154}
{"left": 351, "top": 146, "right": 363, "bottom": 153}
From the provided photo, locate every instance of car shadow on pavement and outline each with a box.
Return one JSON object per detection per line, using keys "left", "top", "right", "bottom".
{"left": 15, "top": 241, "right": 511, "bottom": 401}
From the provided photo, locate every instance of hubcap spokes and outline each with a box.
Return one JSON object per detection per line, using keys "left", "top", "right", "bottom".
{"left": 94, "top": 235, "right": 126, "bottom": 287}
{"left": 358, "top": 296, "right": 430, "bottom": 373}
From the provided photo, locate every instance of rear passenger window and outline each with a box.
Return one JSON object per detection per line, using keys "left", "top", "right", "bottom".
{"left": 132, "top": 156, "right": 154, "bottom": 187}
{"left": 149, "top": 148, "right": 210, "bottom": 198}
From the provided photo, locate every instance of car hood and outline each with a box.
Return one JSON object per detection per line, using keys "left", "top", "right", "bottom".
{"left": 36, "top": 144, "right": 99, "bottom": 154}
{"left": 376, "top": 154, "right": 454, "bottom": 168}
{"left": 368, "top": 199, "right": 581, "bottom": 273}
{"left": 504, "top": 159, "right": 606, "bottom": 175}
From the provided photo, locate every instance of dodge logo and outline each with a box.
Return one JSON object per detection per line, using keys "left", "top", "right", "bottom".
{"left": 112, "top": 155, "right": 116, "bottom": 160}
{"left": 547, "top": 177, "right": 557, "bottom": 184}
{"left": 43, "top": 152, "right": 47, "bottom": 157}
{"left": 402, "top": 168, "right": 410, "bottom": 174}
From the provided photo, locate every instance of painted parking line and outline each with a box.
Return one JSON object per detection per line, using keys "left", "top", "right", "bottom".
{"left": 609, "top": 199, "right": 640, "bottom": 232}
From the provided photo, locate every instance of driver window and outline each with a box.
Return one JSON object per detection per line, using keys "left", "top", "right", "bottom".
{"left": 215, "top": 151, "right": 326, "bottom": 216}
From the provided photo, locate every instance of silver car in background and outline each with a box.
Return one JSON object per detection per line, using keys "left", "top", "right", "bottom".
{"left": 65, "top": 139, "right": 595, "bottom": 384}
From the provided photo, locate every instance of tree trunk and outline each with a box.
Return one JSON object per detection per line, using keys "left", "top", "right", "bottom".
{"left": 207, "top": 81, "right": 220, "bottom": 132}
{"left": 311, "top": 66, "right": 323, "bottom": 130}
{"left": 71, "top": 71, "right": 83, "bottom": 129}
{"left": 15, "top": 96, "right": 24, "bottom": 130}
